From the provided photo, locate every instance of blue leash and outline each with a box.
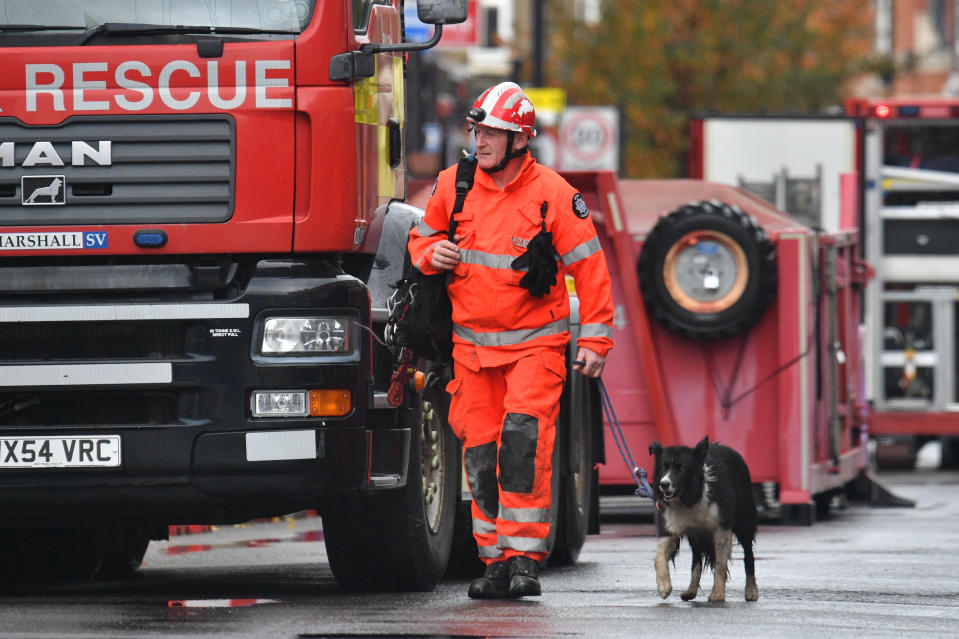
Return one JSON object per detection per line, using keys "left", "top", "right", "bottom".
{"left": 576, "top": 361, "right": 654, "bottom": 500}
{"left": 598, "top": 378, "right": 655, "bottom": 500}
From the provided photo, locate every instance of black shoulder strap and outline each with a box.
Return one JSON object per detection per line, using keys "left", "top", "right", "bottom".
{"left": 448, "top": 156, "right": 477, "bottom": 240}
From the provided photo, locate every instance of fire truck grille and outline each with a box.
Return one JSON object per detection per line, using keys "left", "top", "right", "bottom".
{"left": 0, "top": 391, "right": 178, "bottom": 427}
{"left": 0, "top": 115, "right": 234, "bottom": 225}
{"left": 0, "top": 322, "right": 185, "bottom": 361}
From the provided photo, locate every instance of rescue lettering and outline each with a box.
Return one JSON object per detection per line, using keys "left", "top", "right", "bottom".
{"left": 25, "top": 59, "right": 292, "bottom": 113}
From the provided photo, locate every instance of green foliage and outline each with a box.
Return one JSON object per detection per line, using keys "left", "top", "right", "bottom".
{"left": 549, "top": 0, "right": 874, "bottom": 177}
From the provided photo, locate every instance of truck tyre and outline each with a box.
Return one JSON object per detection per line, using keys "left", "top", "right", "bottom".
{"left": 7, "top": 528, "right": 106, "bottom": 583}
{"left": 638, "top": 200, "right": 777, "bottom": 340}
{"left": 548, "top": 373, "right": 597, "bottom": 566}
{"left": 323, "top": 372, "right": 457, "bottom": 592}
{"left": 443, "top": 496, "right": 483, "bottom": 579}
{"left": 873, "top": 436, "right": 918, "bottom": 470}
{"left": 941, "top": 436, "right": 959, "bottom": 469}
{"left": 98, "top": 526, "right": 151, "bottom": 579}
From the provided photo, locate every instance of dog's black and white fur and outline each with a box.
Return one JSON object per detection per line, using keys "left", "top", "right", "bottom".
{"left": 648, "top": 436, "right": 758, "bottom": 602}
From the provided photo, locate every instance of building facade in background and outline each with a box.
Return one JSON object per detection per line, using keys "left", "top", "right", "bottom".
{"left": 875, "top": 0, "right": 959, "bottom": 96}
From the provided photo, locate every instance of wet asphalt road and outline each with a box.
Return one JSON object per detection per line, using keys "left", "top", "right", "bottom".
{"left": 0, "top": 470, "right": 956, "bottom": 639}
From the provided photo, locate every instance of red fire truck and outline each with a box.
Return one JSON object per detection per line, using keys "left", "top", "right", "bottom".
{"left": 0, "top": 1, "right": 601, "bottom": 588}
{"left": 845, "top": 97, "right": 959, "bottom": 469}
{"left": 689, "top": 101, "right": 959, "bottom": 470}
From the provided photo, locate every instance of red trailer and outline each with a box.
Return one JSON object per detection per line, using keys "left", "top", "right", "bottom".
{"left": 563, "top": 172, "right": 873, "bottom": 524}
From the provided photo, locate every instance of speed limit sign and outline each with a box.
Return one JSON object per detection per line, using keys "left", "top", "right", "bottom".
{"left": 558, "top": 107, "right": 619, "bottom": 171}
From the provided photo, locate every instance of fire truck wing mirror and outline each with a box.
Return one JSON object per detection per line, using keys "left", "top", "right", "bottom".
{"left": 348, "top": 0, "right": 470, "bottom": 61}
{"left": 417, "top": 0, "right": 469, "bottom": 25}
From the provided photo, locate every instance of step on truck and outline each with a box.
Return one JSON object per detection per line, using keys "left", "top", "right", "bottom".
{"left": 0, "top": 0, "right": 601, "bottom": 589}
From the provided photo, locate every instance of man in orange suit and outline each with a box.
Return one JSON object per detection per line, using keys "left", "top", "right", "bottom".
{"left": 408, "top": 82, "right": 614, "bottom": 599}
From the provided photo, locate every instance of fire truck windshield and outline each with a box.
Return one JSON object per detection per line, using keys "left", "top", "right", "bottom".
{"left": 883, "top": 123, "right": 959, "bottom": 207}
{"left": 884, "top": 124, "right": 959, "bottom": 173}
{"left": 0, "top": 0, "right": 315, "bottom": 35}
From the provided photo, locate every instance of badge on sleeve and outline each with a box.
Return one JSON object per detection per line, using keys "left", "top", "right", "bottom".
{"left": 572, "top": 193, "right": 589, "bottom": 219}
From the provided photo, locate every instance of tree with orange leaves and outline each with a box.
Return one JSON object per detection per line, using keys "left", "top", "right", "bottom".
{"left": 548, "top": 0, "right": 874, "bottom": 178}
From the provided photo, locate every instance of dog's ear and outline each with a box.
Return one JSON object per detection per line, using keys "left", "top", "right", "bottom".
{"left": 694, "top": 436, "right": 710, "bottom": 463}
{"left": 649, "top": 441, "right": 662, "bottom": 458}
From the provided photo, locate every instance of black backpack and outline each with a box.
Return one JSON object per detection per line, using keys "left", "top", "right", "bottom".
{"left": 388, "top": 156, "right": 477, "bottom": 363}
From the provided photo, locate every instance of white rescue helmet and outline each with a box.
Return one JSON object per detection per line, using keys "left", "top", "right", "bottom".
{"left": 466, "top": 81, "right": 537, "bottom": 138}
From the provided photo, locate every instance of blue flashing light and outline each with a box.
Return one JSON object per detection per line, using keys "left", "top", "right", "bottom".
{"left": 133, "top": 229, "right": 168, "bottom": 248}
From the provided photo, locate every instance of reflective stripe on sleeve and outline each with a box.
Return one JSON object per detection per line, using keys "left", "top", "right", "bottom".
{"left": 417, "top": 220, "right": 441, "bottom": 237}
{"left": 579, "top": 323, "right": 614, "bottom": 340}
{"left": 560, "top": 236, "right": 601, "bottom": 266}
{"left": 453, "top": 317, "right": 570, "bottom": 347}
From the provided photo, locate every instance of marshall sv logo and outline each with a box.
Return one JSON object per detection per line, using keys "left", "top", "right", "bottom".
{"left": 22, "top": 175, "right": 65, "bottom": 206}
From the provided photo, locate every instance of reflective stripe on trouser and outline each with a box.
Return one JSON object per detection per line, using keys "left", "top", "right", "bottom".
{"left": 448, "top": 349, "right": 566, "bottom": 563}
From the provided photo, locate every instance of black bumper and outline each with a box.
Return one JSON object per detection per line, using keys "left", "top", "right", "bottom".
{"left": 0, "top": 258, "right": 407, "bottom": 525}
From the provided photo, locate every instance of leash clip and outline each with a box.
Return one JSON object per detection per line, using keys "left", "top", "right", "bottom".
{"left": 632, "top": 466, "right": 655, "bottom": 500}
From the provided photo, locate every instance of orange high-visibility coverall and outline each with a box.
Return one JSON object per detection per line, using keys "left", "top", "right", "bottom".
{"left": 408, "top": 155, "right": 614, "bottom": 564}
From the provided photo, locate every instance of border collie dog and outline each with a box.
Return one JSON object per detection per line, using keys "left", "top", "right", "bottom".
{"left": 648, "top": 436, "right": 758, "bottom": 602}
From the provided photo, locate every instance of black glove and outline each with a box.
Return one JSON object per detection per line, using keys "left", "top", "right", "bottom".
{"left": 511, "top": 229, "right": 558, "bottom": 297}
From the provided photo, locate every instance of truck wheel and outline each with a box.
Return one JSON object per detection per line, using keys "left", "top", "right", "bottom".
{"left": 638, "top": 200, "right": 777, "bottom": 339}
{"left": 873, "top": 436, "right": 917, "bottom": 470}
{"left": 324, "top": 372, "right": 457, "bottom": 592}
{"left": 443, "top": 496, "right": 483, "bottom": 579}
{"left": 544, "top": 416, "right": 562, "bottom": 559}
{"left": 941, "top": 436, "right": 959, "bottom": 469}
{"left": 98, "top": 526, "right": 151, "bottom": 579}
{"left": 548, "top": 374, "right": 596, "bottom": 566}
{"left": 12, "top": 528, "right": 106, "bottom": 583}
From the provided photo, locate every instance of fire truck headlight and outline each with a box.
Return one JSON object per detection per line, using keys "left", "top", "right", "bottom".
{"left": 251, "top": 390, "right": 309, "bottom": 417}
{"left": 260, "top": 317, "right": 350, "bottom": 354}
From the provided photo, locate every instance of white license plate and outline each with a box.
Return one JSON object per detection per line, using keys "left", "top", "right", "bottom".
{"left": 0, "top": 436, "right": 121, "bottom": 468}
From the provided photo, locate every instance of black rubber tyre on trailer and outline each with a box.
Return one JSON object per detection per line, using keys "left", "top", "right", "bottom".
{"left": 638, "top": 200, "right": 777, "bottom": 340}
{"left": 98, "top": 525, "right": 151, "bottom": 579}
{"left": 323, "top": 371, "right": 458, "bottom": 592}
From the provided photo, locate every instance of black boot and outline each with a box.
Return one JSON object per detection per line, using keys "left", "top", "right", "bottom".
{"left": 508, "top": 555, "right": 541, "bottom": 598}
{"left": 467, "top": 560, "right": 509, "bottom": 599}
